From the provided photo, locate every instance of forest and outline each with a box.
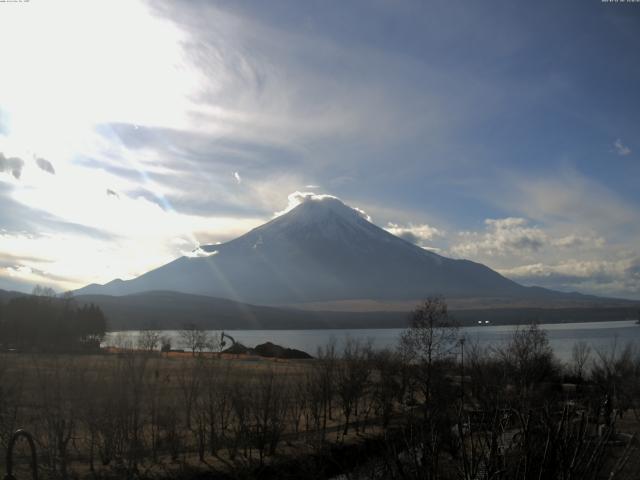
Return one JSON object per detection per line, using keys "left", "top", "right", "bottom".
{"left": 0, "top": 287, "right": 107, "bottom": 352}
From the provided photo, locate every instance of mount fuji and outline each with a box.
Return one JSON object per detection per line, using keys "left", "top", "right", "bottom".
{"left": 75, "top": 196, "right": 584, "bottom": 306}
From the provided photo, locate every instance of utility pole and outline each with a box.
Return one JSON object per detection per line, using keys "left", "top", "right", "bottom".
{"left": 460, "top": 337, "right": 465, "bottom": 406}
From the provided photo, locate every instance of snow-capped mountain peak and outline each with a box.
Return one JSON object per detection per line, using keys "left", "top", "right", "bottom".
{"left": 74, "top": 194, "right": 540, "bottom": 305}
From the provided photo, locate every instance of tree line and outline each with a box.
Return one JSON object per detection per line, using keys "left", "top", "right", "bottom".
{"left": 0, "top": 286, "right": 107, "bottom": 352}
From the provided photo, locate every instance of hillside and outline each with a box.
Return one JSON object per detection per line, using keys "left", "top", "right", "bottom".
{"left": 74, "top": 290, "right": 639, "bottom": 330}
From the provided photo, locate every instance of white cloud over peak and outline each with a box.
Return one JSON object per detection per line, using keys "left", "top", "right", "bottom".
{"left": 274, "top": 191, "right": 339, "bottom": 216}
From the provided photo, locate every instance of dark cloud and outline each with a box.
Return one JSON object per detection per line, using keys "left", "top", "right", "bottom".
{"left": 36, "top": 157, "right": 55, "bottom": 174}
{"left": 0, "top": 153, "right": 24, "bottom": 179}
{"left": 508, "top": 236, "right": 545, "bottom": 252}
{"left": 625, "top": 261, "right": 640, "bottom": 282}
{"left": 398, "top": 231, "right": 419, "bottom": 244}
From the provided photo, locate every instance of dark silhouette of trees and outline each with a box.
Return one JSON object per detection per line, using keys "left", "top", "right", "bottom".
{"left": 336, "top": 337, "right": 372, "bottom": 436}
{"left": 0, "top": 286, "right": 107, "bottom": 352}
{"left": 494, "top": 322, "right": 560, "bottom": 408}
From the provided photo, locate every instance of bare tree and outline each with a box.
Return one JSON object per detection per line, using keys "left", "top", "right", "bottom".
{"left": 160, "top": 335, "right": 172, "bottom": 355}
{"left": 571, "top": 340, "right": 592, "bottom": 382}
{"left": 336, "top": 337, "right": 372, "bottom": 436}
{"left": 137, "top": 329, "right": 161, "bottom": 353}
{"left": 316, "top": 339, "right": 338, "bottom": 435}
{"left": 287, "top": 372, "right": 307, "bottom": 436}
{"left": 176, "top": 357, "right": 204, "bottom": 430}
{"left": 32, "top": 356, "right": 84, "bottom": 478}
{"left": 303, "top": 368, "right": 325, "bottom": 445}
{"left": 495, "top": 322, "right": 558, "bottom": 407}
{"left": 179, "top": 324, "right": 211, "bottom": 356}
{"left": 394, "top": 298, "right": 460, "bottom": 479}
{"left": 371, "top": 349, "right": 401, "bottom": 428}
{"left": 0, "top": 355, "right": 23, "bottom": 455}
{"left": 202, "top": 361, "right": 232, "bottom": 456}
{"left": 250, "top": 368, "right": 288, "bottom": 465}
{"left": 591, "top": 340, "right": 637, "bottom": 425}
{"left": 400, "top": 296, "right": 458, "bottom": 401}
{"left": 32, "top": 285, "right": 57, "bottom": 298}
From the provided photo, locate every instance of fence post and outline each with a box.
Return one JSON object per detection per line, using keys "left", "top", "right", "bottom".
{"left": 4, "top": 429, "right": 38, "bottom": 480}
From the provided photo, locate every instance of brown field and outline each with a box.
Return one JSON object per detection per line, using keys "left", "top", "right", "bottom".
{"left": 2, "top": 319, "right": 640, "bottom": 480}
{"left": 0, "top": 349, "right": 392, "bottom": 480}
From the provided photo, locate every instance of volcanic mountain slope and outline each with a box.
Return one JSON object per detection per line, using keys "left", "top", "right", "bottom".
{"left": 75, "top": 196, "right": 582, "bottom": 305}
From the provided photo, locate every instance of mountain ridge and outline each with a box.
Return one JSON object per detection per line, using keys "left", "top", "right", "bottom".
{"left": 73, "top": 196, "right": 601, "bottom": 306}
{"left": 2, "top": 288, "right": 637, "bottom": 330}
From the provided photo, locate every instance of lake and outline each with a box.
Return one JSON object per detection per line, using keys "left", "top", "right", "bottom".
{"left": 105, "top": 320, "right": 640, "bottom": 363}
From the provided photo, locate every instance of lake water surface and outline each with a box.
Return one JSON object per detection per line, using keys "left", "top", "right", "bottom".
{"left": 106, "top": 320, "right": 640, "bottom": 363}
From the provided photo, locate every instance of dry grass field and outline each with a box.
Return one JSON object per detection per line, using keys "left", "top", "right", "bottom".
{"left": 2, "top": 316, "right": 640, "bottom": 479}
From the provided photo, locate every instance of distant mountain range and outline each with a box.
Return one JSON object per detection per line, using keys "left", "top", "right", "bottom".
{"left": 69, "top": 290, "right": 407, "bottom": 330}
{"left": 74, "top": 196, "right": 601, "bottom": 307}
{"left": 1, "top": 288, "right": 637, "bottom": 331}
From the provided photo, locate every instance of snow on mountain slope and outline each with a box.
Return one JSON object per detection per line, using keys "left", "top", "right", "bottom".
{"left": 74, "top": 195, "right": 551, "bottom": 304}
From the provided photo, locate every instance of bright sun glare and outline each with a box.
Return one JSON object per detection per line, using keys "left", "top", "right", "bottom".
{"left": 0, "top": 0, "right": 257, "bottom": 291}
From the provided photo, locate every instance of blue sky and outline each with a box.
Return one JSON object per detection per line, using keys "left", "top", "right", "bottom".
{"left": 0, "top": 0, "right": 639, "bottom": 298}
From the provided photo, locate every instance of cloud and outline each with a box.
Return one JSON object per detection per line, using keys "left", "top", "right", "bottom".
{"left": 614, "top": 138, "right": 631, "bottom": 156}
{"left": 485, "top": 169, "right": 638, "bottom": 237}
{"left": 551, "top": 234, "right": 604, "bottom": 249}
{"left": 450, "top": 217, "right": 609, "bottom": 265}
{"left": 497, "top": 257, "right": 640, "bottom": 298}
{"left": 35, "top": 157, "right": 55, "bottom": 174}
{"left": 626, "top": 260, "right": 640, "bottom": 282}
{"left": 498, "top": 260, "right": 614, "bottom": 284}
{"left": 442, "top": 209, "right": 638, "bottom": 298}
{"left": 273, "top": 191, "right": 372, "bottom": 222}
{"left": 182, "top": 247, "right": 218, "bottom": 258}
{"left": 233, "top": 171, "right": 242, "bottom": 184}
{"left": 274, "top": 191, "right": 340, "bottom": 216}
{"left": 1, "top": 261, "right": 71, "bottom": 291}
{"left": 353, "top": 207, "right": 372, "bottom": 222}
{"left": 451, "top": 217, "right": 547, "bottom": 258}
{"left": 385, "top": 222, "right": 443, "bottom": 247}
{"left": 7, "top": 265, "right": 33, "bottom": 277}
{"left": 0, "top": 153, "right": 24, "bottom": 179}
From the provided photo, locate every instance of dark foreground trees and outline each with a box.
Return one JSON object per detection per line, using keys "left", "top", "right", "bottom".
{"left": 0, "top": 287, "right": 106, "bottom": 352}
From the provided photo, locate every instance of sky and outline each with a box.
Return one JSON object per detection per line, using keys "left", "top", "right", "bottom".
{"left": 0, "top": 0, "right": 639, "bottom": 299}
